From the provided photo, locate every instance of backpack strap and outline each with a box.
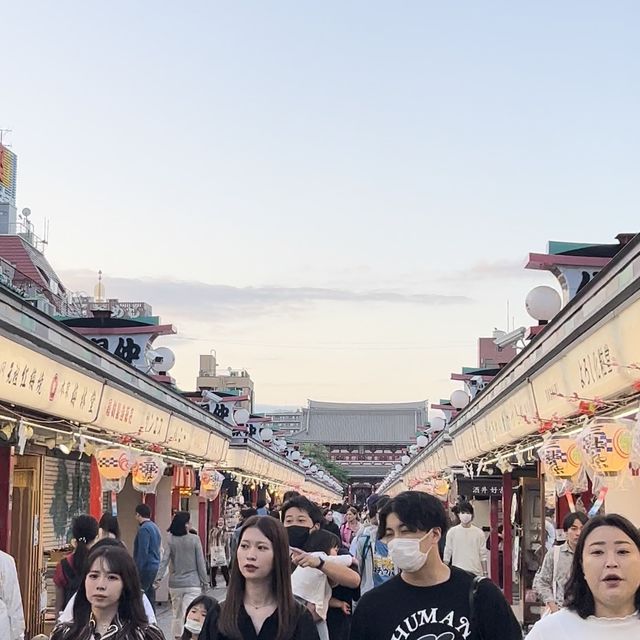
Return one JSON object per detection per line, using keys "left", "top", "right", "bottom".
{"left": 359, "top": 534, "right": 372, "bottom": 574}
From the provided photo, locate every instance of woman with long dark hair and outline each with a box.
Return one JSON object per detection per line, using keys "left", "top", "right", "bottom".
{"left": 58, "top": 538, "right": 157, "bottom": 625}
{"left": 53, "top": 515, "right": 99, "bottom": 614}
{"left": 155, "top": 511, "right": 209, "bottom": 640}
{"left": 215, "top": 515, "right": 319, "bottom": 640}
{"left": 209, "top": 519, "right": 230, "bottom": 587}
{"left": 527, "top": 513, "right": 640, "bottom": 638}
{"left": 98, "top": 513, "right": 121, "bottom": 540}
{"left": 50, "top": 544, "right": 165, "bottom": 640}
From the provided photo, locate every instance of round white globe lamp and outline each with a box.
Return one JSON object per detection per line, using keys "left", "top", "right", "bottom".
{"left": 450, "top": 389, "right": 470, "bottom": 410}
{"left": 526, "top": 286, "right": 562, "bottom": 323}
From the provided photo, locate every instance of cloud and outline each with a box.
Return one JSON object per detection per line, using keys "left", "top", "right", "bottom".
{"left": 439, "top": 259, "right": 540, "bottom": 282}
{"left": 58, "top": 269, "right": 472, "bottom": 320}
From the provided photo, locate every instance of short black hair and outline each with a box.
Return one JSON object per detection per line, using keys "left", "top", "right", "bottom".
{"left": 378, "top": 491, "right": 449, "bottom": 542}
{"left": 306, "top": 529, "right": 340, "bottom": 554}
{"left": 281, "top": 495, "right": 323, "bottom": 525}
{"left": 256, "top": 499, "right": 267, "bottom": 509}
{"left": 369, "top": 495, "right": 390, "bottom": 521}
{"left": 562, "top": 510, "right": 588, "bottom": 532}
{"left": 282, "top": 490, "right": 301, "bottom": 503}
{"left": 135, "top": 504, "right": 151, "bottom": 519}
{"left": 458, "top": 501, "right": 474, "bottom": 516}
{"left": 564, "top": 513, "right": 640, "bottom": 618}
{"left": 240, "top": 508, "right": 258, "bottom": 521}
{"left": 168, "top": 511, "right": 190, "bottom": 536}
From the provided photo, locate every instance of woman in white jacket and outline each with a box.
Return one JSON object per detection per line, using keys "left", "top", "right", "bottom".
{"left": 0, "top": 549, "right": 25, "bottom": 640}
{"left": 527, "top": 513, "right": 640, "bottom": 640}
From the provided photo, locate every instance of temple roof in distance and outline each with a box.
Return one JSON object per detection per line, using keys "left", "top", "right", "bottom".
{"left": 290, "top": 399, "right": 427, "bottom": 444}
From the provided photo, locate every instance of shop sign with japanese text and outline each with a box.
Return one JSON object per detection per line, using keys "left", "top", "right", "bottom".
{"left": 0, "top": 335, "right": 102, "bottom": 422}
{"left": 93, "top": 385, "right": 170, "bottom": 443}
{"left": 457, "top": 477, "right": 504, "bottom": 498}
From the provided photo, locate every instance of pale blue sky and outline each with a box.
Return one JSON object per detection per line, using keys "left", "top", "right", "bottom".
{"left": 3, "top": 2, "right": 639, "bottom": 407}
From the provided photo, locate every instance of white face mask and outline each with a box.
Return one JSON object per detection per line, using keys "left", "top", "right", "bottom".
{"left": 459, "top": 514, "right": 473, "bottom": 525}
{"left": 387, "top": 530, "right": 434, "bottom": 573}
{"left": 184, "top": 620, "right": 203, "bottom": 635}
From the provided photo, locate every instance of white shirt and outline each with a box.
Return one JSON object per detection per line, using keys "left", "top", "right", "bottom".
{"left": 0, "top": 551, "right": 25, "bottom": 640}
{"left": 59, "top": 593, "right": 157, "bottom": 625}
{"left": 526, "top": 608, "right": 640, "bottom": 639}
{"left": 443, "top": 524, "right": 487, "bottom": 576}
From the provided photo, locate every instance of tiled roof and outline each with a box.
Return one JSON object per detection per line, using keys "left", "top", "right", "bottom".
{"left": 0, "top": 236, "right": 65, "bottom": 293}
{"left": 290, "top": 399, "right": 427, "bottom": 444}
{"left": 336, "top": 463, "right": 394, "bottom": 477}
{"left": 308, "top": 400, "right": 427, "bottom": 412}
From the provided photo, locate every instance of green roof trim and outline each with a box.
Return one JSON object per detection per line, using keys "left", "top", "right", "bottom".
{"left": 548, "top": 241, "right": 598, "bottom": 255}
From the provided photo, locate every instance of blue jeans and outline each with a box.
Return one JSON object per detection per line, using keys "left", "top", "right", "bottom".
{"left": 139, "top": 570, "right": 158, "bottom": 611}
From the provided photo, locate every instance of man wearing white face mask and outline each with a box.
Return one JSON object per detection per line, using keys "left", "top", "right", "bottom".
{"left": 443, "top": 501, "right": 488, "bottom": 577}
{"left": 350, "top": 492, "right": 521, "bottom": 640}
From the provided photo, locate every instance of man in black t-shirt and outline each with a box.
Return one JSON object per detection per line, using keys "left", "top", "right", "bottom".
{"left": 350, "top": 491, "right": 522, "bottom": 640}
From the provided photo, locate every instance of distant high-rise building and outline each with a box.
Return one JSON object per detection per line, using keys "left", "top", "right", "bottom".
{"left": 197, "top": 353, "right": 254, "bottom": 412}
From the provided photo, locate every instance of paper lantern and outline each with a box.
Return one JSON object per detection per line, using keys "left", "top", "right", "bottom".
{"left": 525, "top": 286, "right": 561, "bottom": 322}
{"left": 450, "top": 390, "right": 470, "bottom": 410}
{"left": 173, "top": 465, "right": 197, "bottom": 497}
{"left": 581, "top": 420, "right": 632, "bottom": 476}
{"left": 538, "top": 437, "right": 582, "bottom": 479}
{"left": 131, "top": 455, "right": 166, "bottom": 494}
{"left": 95, "top": 447, "right": 131, "bottom": 493}
{"left": 200, "top": 465, "right": 224, "bottom": 501}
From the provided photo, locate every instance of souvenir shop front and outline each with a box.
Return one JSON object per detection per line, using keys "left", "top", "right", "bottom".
{"left": 0, "top": 288, "right": 232, "bottom": 638}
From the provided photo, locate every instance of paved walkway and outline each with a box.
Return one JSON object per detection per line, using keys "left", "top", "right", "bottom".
{"left": 155, "top": 584, "right": 227, "bottom": 639}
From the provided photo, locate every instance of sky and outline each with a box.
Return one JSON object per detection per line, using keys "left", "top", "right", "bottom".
{"left": 3, "top": 2, "right": 640, "bottom": 410}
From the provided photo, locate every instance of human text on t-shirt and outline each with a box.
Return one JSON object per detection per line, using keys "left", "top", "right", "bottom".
{"left": 389, "top": 606, "right": 471, "bottom": 640}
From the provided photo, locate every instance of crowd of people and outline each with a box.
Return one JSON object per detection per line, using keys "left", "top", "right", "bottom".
{"left": 2, "top": 490, "right": 639, "bottom": 640}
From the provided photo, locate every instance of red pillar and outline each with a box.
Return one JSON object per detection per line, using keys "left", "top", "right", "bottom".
{"left": 89, "top": 456, "right": 103, "bottom": 521}
{"left": 198, "top": 499, "right": 207, "bottom": 550}
{"left": 502, "top": 472, "right": 513, "bottom": 602}
{"left": 145, "top": 493, "right": 157, "bottom": 521}
{"left": 211, "top": 495, "right": 221, "bottom": 525}
{"left": 489, "top": 496, "right": 500, "bottom": 586}
{"left": 0, "top": 447, "right": 14, "bottom": 552}
{"left": 171, "top": 489, "right": 180, "bottom": 514}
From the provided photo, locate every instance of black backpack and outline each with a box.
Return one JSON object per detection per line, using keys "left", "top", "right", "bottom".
{"left": 60, "top": 557, "right": 81, "bottom": 607}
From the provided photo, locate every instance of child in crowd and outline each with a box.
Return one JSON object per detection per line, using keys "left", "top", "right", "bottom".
{"left": 291, "top": 530, "right": 353, "bottom": 640}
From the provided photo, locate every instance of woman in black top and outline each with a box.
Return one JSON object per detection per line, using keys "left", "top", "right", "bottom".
{"left": 211, "top": 515, "right": 319, "bottom": 640}
{"left": 321, "top": 508, "right": 341, "bottom": 539}
{"left": 50, "top": 545, "right": 164, "bottom": 640}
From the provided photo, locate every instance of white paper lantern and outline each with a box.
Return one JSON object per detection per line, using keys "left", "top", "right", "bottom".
{"left": 526, "top": 286, "right": 562, "bottom": 322}
{"left": 394, "top": 464, "right": 402, "bottom": 472}
{"left": 401, "top": 455, "right": 410, "bottom": 465}
{"left": 289, "top": 450, "right": 301, "bottom": 461}
{"left": 450, "top": 389, "right": 470, "bottom": 410}
{"left": 409, "top": 444, "right": 418, "bottom": 454}
{"left": 302, "top": 458, "right": 311, "bottom": 468}
{"left": 417, "top": 435, "right": 429, "bottom": 448}
{"left": 260, "top": 427, "right": 273, "bottom": 443}
{"left": 429, "top": 416, "right": 446, "bottom": 432}
{"left": 234, "top": 408, "right": 250, "bottom": 425}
